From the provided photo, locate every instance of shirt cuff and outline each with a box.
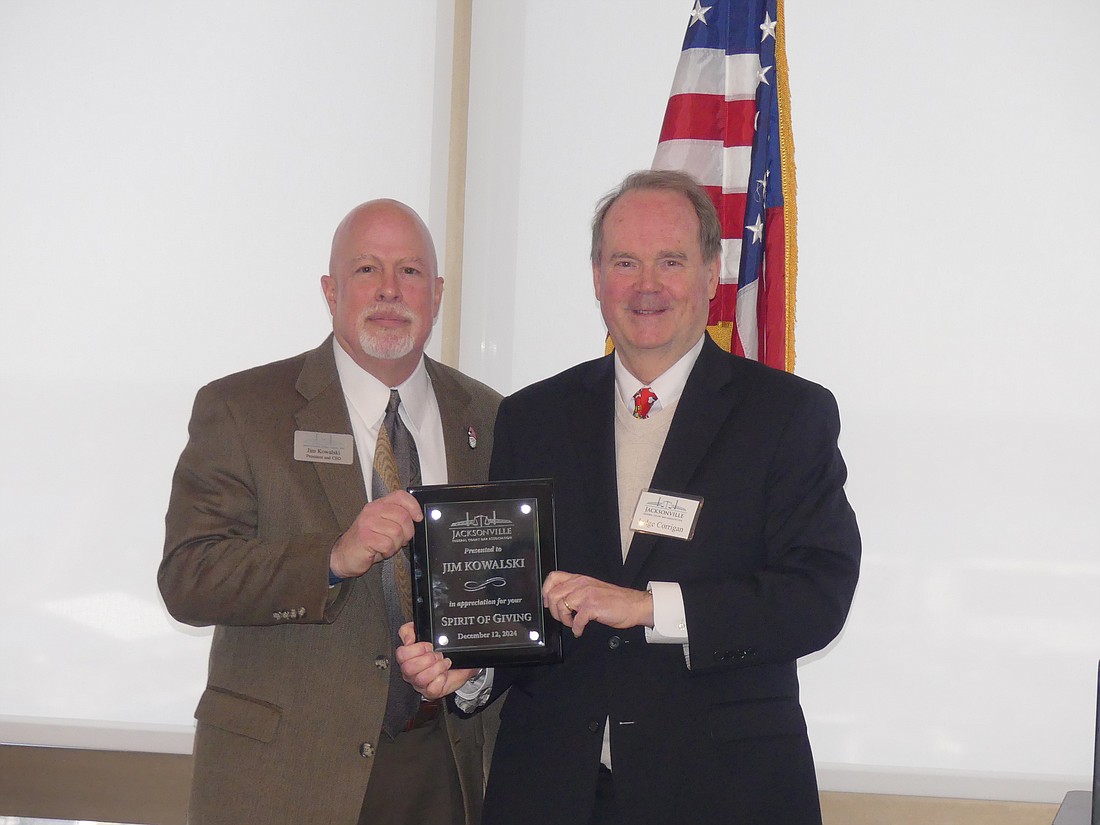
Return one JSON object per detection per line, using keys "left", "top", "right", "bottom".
{"left": 644, "top": 580, "right": 689, "bottom": 643}
{"left": 454, "top": 667, "right": 494, "bottom": 712}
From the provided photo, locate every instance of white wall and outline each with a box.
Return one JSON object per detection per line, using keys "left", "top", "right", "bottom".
{"left": 2, "top": 0, "right": 1099, "bottom": 804}
{"left": 459, "top": 1, "right": 687, "bottom": 389}
{"left": 790, "top": 1, "right": 1100, "bottom": 796}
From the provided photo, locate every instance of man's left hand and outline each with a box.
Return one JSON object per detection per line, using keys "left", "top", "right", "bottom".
{"left": 543, "top": 571, "right": 654, "bottom": 637}
{"left": 396, "top": 622, "right": 479, "bottom": 700}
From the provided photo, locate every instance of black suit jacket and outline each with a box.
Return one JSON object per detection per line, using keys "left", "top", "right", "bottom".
{"left": 482, "top": 337, "right": 860, "bottom": 825}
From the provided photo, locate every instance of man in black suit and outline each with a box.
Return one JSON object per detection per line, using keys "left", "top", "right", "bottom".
{"left": 398, "top": 170, "right": 860, "bottom": 825}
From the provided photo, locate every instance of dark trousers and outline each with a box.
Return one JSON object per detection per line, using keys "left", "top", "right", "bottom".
{"left": 359, "top": 714, "right": 464, "bottom": 825}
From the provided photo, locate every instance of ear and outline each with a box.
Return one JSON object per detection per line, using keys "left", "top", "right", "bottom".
{"left": 431, "top": 276, "right": 445, "bottom": 319}
{"left": 320, "top": 274, "right": 337, "bottom": 315}
{"left": 592, "top": 263, "right": 603, "bottom": 302}
{"left": 705, "top": 257, "right": 720, "bottom": 301}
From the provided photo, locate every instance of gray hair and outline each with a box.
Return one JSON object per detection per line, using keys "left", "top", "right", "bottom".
{"left": 590, "top": 169, "right": 722, "bottom": 265}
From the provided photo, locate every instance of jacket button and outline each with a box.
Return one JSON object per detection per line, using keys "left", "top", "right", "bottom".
{"left": 607, "top": 635, "right": 621, "bottom": 650}
{"left": 374, "top": 655, "right": 389, "bottom": 670}
{"left": 587, "top": 719, "right": 601, "bottom": 733}
{"left": 359, "top": 742, "right": 375, "bottom": 758}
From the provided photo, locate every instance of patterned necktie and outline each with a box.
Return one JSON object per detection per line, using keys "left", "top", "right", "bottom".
{"left": 371, "top": 390, "right": 423, "bottom": 737}
{"left": 633, "top": 386, "right": 658, "bottom": 419}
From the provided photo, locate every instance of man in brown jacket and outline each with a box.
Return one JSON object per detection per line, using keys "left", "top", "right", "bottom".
{"left": 160, "top": 199, "right": 501, "bottom": 825}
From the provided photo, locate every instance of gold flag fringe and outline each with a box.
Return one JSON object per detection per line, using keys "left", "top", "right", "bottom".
{"left": 775, "top": 0, "right": 798, "bottom": 373}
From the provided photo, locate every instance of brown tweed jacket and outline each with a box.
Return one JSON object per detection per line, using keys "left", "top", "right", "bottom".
{"left": 160, "top": 337, "right": 501, "bottom": 825}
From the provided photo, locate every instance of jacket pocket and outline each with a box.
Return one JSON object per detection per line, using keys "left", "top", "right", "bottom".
{"left": 707, "top": 695, "right": 807, "bottom": 742}
{"left": 195, "top": 685, "right": 282, "bottom": 743}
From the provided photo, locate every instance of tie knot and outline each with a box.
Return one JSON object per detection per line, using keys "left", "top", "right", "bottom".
{"left": 633, "top": 386, "right": 658, "bottom": 419}
{"left": 386, "top": 389, "right": 401, "bottom": 418}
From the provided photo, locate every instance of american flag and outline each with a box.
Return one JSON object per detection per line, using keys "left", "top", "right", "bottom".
{"left": 653, "top": 0, "right": 796, "bottom": 371}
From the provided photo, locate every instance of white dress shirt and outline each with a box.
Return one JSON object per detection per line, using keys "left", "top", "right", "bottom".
{"left": 332, "top": 339, "right": 448, "bottom": 492}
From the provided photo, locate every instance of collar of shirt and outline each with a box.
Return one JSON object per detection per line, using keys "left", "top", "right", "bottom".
{"left": 331, "top": 338, "right": 447, "bottom": 490}
{"left": 613, "top": 334, "right": 705, "bottom": 415}
{"left": 333, "top": 339, "right": 433, "bottom": 435}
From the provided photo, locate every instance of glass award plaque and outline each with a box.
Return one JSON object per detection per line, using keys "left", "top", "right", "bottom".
{"left": 408, "top": 479, "right": 561, "bottom": 668}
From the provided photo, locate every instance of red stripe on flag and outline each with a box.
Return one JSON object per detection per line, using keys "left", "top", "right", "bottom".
{"left": 700, "top": 187, "right": 748, "bottom": 242}
{"left": 722, "top": 99, "right": 757, "bottom": 146}
{"left": 659, "top": 94, "right": 721, "bottom": 142}
{"left": 709, "top": 283, "right": 738, "bottom": 327}
{"left": 717, "top": 192, "right": 748, "bottom": 239}
{"left": 659, "top": 96, "right": 756, "bottom": 146}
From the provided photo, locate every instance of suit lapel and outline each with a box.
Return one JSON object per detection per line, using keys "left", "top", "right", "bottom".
{"left": 294, "top": 338, "right": 386, "bottom": 607}
{"left": 621, "top": 338, "right": 740, "bottom": 584}
{"left": 424, "top": 358, "right": 478, "bottom": 482}
{"left": 293, "top": 338, "right": 368, "bottom": 532}
{"left": 571, "top": 356, "right": 624, "bottom": 581}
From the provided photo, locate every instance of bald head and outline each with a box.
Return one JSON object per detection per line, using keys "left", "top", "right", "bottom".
{"left": 329, "top": 199, "right": 438, "bottom": 277}
{"left": 321, "top": 199, "right": 444, "bottom": 386}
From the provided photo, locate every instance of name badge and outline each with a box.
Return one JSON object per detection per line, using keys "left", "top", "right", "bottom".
{"left": 294, "top": 431, "right": 355, "bottom": 465}
{"left": 631, "top": 489, "right": 703, "bottom": 541}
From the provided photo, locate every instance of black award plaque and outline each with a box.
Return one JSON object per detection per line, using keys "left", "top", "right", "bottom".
{"left": 408, "top": 480, "right": 561, "bottom": 668}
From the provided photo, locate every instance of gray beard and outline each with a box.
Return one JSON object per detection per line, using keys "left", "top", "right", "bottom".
{"left": 358, "top": 327, "right": 415, "bottom": 361}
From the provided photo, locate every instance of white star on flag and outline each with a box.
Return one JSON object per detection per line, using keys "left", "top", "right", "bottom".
{"left": 746, "top": 215, "right": 764, "bottom": 244}
{"left": 760, "top": 12, "right": 777, "bottom": 42}
{"left": 755, "top": 169, "right": 769, "bottom": 201}
{"left": 689, "top": 1, "right": 713, "bottom": 26}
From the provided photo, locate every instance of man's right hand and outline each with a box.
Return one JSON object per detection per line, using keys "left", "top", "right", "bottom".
{"left": 328, "top": 490, "right": 422, "bottom": 579}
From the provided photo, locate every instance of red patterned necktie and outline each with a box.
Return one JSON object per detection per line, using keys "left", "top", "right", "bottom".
{"left": 632, "top": 387, "right": 657, "bottom": 419}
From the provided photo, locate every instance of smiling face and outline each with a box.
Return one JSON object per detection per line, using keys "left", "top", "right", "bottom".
{"left": 593, "top": 187, "right": 719, "bottom": 383}
{"left": 321, "top": 200, "right": 443, "bottom": 387}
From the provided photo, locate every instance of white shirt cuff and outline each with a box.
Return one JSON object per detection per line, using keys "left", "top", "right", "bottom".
{"left": 644, "top": 580, "right": 689, "bottom": 643}
{"left": 453, "top": 667, "right": 493, "bottom": 712}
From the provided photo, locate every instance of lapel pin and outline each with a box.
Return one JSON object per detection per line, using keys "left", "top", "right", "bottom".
{"left": 467, "top": 426, "right": 477, "bottom": 449}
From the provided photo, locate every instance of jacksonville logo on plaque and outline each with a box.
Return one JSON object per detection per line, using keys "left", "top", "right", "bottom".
{"left": 409, "top": 480, "right": 561, "bottom": 667}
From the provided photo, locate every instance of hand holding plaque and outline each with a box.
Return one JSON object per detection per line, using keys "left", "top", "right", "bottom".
{"left": 408, "top": 480, "right": 562, "bottom": 668}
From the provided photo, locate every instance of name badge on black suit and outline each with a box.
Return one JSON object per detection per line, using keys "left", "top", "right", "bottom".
{"left": 631, "top": 489, "right": 703, "bottom": 541}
